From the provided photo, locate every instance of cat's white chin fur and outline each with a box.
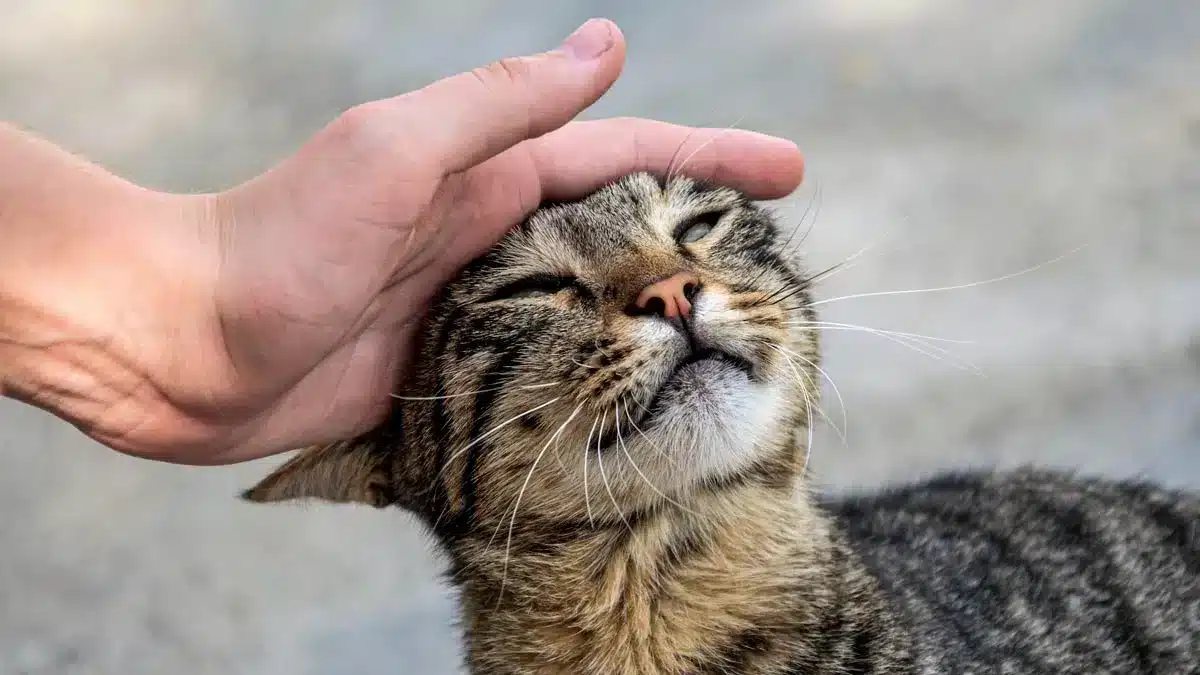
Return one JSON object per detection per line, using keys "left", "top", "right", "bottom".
{"left": 637, "top": 374, "right": 787, "bottom": 492}
{"left": 622, "top": 291, "right": 790, "bottom": 494}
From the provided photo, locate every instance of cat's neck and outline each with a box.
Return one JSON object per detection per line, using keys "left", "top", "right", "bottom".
{"left": 447, "top": 479, "right": 899, "bottom": 674}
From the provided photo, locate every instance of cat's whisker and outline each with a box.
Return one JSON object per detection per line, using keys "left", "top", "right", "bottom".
{"left": 549, "top": 411, "right": 572, "bottom": 475}
{"left": 581, "top": 414, "right": 600, "bottom": 528}
{"left": 804, "top": 261, "right": 860, "bottom": 287}
{"left": 770, "top": 345, "right": 831, "bottom": 457}
{"left": 571, "top": 358, "right": 599, "bottom": 370}
{"left": 615, "top": 407, "right": 699, "bottom": 516}
{"left": 593, "top": 339, "right": 614, "bottom": 359}
{"left": 430, "top": 502, "right": 452, "bottom": 534}
{"left": 667, "top": 115, "right": 748, "bottom": 186}
{"left": 621, "top": 400, "right": 675, "bottom": 465}
{"left": 597, "top": 408, "right": 635, "bottom": 537}
{"left": 775, "top": 344, "right": 848, "bottom": 446}
{"left": 436, "top": 397, "right": 563, "bottom": 482}
{"left": 765, "top": 241, "right": 877, "bottom": 310}
{"left": 662, "top": 126, "right": 703, "bottom": 187}
{"left": 807, "top": 245, "right": 1087, "bottom": 308}
{"left": 741, "top": 182, "right": 823, "bottom": 293}
{"left": 785, "top": 317, "right": 981, "bottom": 369}
{"left": 763, "top": 280, "right": 811, "bottom": 309}
{"left": 493, "top": 402, "right": 584, "bottom": 608}
{"left": 803, "top": 225, "right": 899, "bottom": 291}
{"left": 743, "top": 257, "right": 787, "bottom": 299}
{"left": 787, "top": 320, "right": 972, "bottom": 345}
{"left": 798, "top": 262, "right": 852, "bottom": 293}
{"left": 778, "top": 180, "right": 824, "bottom": 261}
{"left": 808, "top": 238, "right": 882, "bottom": 283}
{"left": 789, "top": 321, "right": 985, "bottom": 376}
{"left": 864, "top": 331, "right": 985, "bottom": 376}
{"left": 764, "top": 237, "right": 881, "bottom": 309}
{"left": 761, "top": 224, "right": 879, "bottom": 310}
{"left": 756, "top": 271, "right": 808, "bottom": 307}
{"left": 772, "top": 346, "right": 819, "bottom": 475}
{"left": 625, "top": 391, "right": 655, "bottom": 418}
{"left": 800, "top": 401, "right": 816, "bottom": 476}
{"left": 389, "top": 382, "right": 557, "bottom": 402}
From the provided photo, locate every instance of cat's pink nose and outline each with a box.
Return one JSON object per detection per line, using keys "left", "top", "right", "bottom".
{"left": 633, "top": 272, "right": 700, "bottom": 320}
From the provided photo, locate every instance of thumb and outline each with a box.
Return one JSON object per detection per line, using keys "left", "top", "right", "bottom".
{"left": 399, "top": 18, "right": 626, "bottom": 176}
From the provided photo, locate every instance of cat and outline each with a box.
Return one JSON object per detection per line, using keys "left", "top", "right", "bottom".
{"left": 243, "top": 172, "right": 1200, "bottom": 674}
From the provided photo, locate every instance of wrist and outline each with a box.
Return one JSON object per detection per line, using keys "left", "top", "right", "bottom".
{"left": 0, "top": 124, "right": 221, "bottom": 445}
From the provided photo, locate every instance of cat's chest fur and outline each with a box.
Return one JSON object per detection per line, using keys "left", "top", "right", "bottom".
{"left": 453, "top": 479, "right": 911, "bottom": 675}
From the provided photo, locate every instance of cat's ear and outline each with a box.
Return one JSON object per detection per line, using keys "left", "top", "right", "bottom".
{"left": 241, "top": 440, "right": 396, "bottom": 508}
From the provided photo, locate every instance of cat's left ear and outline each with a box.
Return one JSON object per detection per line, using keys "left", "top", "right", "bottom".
{"left": 241, "top": 439, "right": 396, "bottom": 508}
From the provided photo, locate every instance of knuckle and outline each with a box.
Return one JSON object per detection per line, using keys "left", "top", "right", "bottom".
{"left": 325, "top": 101, "right": 424, "bottom": 168}
{"left": 473, "top": 56, "right": 533, "bottom": 89}
{"left": 467, "top": 56, "right": 538, "bottom": 140}
{"left": 328, "top": 101, "right": 393, "bottom": 150}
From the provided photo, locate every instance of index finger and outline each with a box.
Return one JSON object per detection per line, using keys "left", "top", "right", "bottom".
{"left": 527, "top": 117, "right": 805, "bottom": 201}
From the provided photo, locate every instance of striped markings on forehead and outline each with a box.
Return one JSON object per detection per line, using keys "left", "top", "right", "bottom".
{"left": 508, "top": 181, "right": 743, "bottom": 274}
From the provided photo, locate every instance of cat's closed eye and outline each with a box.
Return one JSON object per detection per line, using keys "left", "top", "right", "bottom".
{"left": 676, "top": 211, "right": 724, "bottom": 245}
{"left": 486, "top": 274, "right": 582, "bottom": 302}
{"left": 508, "top": 287, "right": 557, "bottom": 300}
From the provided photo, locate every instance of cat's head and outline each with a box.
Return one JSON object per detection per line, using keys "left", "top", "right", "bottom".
{"left": 244, "top": 172, "right": 819, "bottom": 539}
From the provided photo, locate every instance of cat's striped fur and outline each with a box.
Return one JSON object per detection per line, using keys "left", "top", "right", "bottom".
{"left": 245, "top": 172, "right": 1200, "bottom": 674}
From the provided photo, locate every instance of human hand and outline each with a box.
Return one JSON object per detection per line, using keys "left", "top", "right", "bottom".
{"left": 1, "top": 19, "right": 803, "bottom": 464}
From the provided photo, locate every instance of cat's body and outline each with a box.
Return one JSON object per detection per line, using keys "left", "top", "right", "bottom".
{"left": 828, "top": 469, "right": 1200, "bottom": 674}
{"left": 244, "top": 173, "right": 1199, "bottom": 674}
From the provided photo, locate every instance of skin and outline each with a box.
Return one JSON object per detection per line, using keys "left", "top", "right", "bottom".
{"left": 0, "top": 18, "right": 804, "bottom": 465}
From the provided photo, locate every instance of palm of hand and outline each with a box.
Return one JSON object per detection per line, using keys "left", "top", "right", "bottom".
{"left": 188, "top": 131, "right": 545, "bottom": 464}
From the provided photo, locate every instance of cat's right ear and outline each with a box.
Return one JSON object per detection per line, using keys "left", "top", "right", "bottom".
{"left": 241, "top": 439, "right": 397, "bottom": 509}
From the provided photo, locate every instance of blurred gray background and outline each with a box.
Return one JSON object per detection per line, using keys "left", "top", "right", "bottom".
{"left": 2, "top": 1, "right": 1198, "bottom": 673}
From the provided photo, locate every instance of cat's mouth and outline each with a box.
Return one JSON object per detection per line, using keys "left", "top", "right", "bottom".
{"left": 674, "top": 348, "right": 756, "bottom": 381}
{"left": 634, "top": 347, "right": 755, "bottom": 429}
{"left": 591, "top": 347, "right": 755, "bottom": 451}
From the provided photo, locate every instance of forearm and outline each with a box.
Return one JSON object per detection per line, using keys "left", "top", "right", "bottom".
{"left": 0, "top": 122, "right": 211, "bottom": 425}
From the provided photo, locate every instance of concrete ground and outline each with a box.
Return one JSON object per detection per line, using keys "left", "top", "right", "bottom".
{"left": 2, "top": 1, "right": 1197, "bottom": 673}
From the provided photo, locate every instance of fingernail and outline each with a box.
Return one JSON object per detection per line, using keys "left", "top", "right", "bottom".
{"left": 561, "top": 18, "right": 614, "bottom": 60}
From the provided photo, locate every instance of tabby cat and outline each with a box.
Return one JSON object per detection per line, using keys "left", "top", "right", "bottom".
{"left": 244, "top": 172, "right": 1200, "bottom": 674}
